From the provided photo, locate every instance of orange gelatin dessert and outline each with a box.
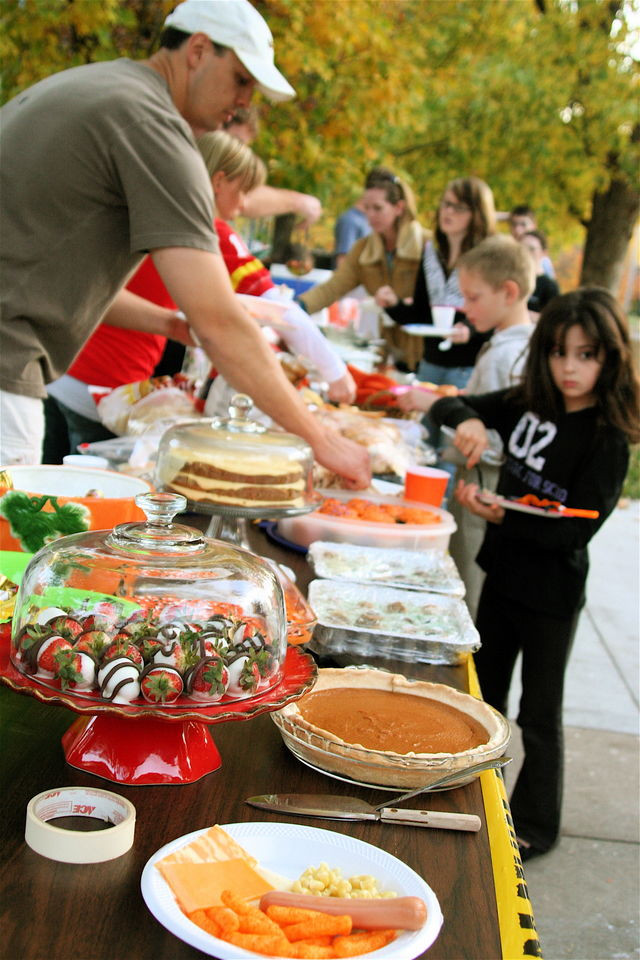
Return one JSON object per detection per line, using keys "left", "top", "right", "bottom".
{"left": 317, "top": 497, "right": 441, "bottom": 526}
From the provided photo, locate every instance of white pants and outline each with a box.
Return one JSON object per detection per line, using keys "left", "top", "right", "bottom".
{"left": 0, "top": 389, "right": 44, "bottom": 465}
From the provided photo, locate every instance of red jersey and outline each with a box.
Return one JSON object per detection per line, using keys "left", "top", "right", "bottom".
{"left": 68, "top": 256, "right": 173, "bottom": 387}
{"left": 215, "top": 219, "right": 273, "bottom": 297}
{"left": 68, "top": 223, "right": 272, "bottom": 387}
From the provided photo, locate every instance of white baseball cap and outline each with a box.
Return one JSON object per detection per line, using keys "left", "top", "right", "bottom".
{"left": 164, "top": 0, "right": 296, "bottom": 102}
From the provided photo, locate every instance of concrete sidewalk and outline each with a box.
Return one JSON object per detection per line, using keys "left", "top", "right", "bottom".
{"left": 504, "top": 500, "right": 640, "bottom": 960}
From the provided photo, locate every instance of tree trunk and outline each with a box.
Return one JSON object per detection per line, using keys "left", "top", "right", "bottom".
{"left": 269, "top": 213, "right": 297, "bottom": 265}
{"left": 580, "top": 178, "right": 640, "bottom": 293}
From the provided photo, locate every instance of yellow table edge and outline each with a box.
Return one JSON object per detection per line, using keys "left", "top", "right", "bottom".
{"left": 466, "top": 655, "right": 543, "bottom": 959}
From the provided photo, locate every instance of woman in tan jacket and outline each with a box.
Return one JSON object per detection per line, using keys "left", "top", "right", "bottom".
{"left": 299, "top": 167, "right": 428, "bottom": 369}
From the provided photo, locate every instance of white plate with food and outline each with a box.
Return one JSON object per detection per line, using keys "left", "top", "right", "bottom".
{"left": 475, "top": 491, "right": 599, "bottom": 519}
{"left": 141, "top": 821, "right": 443, "bottom": 959}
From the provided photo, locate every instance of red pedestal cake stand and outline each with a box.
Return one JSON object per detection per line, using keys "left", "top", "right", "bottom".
{"left": 0, "top": 626, "right": 316, "bottom": 786}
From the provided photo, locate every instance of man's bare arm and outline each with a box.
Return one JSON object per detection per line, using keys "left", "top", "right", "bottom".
{"left": 241, "top": 186, "right": 322, "bottom": 228}
{"left": 151, "top": 247, "right": 370, "bottom": 487}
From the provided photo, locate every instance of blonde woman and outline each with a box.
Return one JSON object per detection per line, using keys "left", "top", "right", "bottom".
{"left": 196, "top": 130, "right": 355, "bottom": 406}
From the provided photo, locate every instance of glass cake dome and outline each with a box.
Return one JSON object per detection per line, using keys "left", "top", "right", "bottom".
{"left": 154, "top": 394, "right": 316, "bottom": 514}
{"left": 10, "top": 492, "right": 287, "bottom": 707}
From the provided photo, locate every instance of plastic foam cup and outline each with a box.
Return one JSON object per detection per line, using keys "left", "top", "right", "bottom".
{"left": 431, "top": 305, "right": 456, "bottom": 330}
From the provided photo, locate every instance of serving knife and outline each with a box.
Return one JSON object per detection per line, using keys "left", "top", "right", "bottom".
{"left": 245, "top": 794, "right": 481, "bottom": 831}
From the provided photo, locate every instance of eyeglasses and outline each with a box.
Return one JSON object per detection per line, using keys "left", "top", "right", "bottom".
{"left": 440, "top": 199, "right": 471, "bottom": 214}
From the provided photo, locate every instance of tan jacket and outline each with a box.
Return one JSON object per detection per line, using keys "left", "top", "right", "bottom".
{"left": 301, "top": 220, "right": 428, "bottom": 314}
{"left": 301, "top": 220, "right": 428, "bottom": 370}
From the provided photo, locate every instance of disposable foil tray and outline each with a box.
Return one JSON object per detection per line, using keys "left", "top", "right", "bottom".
{"left": 307, "top": 580, "right": 479, "bottom": 666}
{"left": 308, "top": 541, "right": 465, "bottom": 597}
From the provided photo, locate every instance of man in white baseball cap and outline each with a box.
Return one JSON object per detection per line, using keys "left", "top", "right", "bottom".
{"left": 164, "top": 0, "right": 295, "bottom": 103}
{"left": 1, "top": 1, "right": 371, "bottom": 486}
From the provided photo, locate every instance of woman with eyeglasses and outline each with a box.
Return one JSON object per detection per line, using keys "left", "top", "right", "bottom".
{"left": 298, "top": 167, "right": 427, "bottom": 337}
{"left": 378, "top": 178, "right": 497, "bottom": 487}
{"left": 379, "top": 176, "right": 497, "bottom": 387}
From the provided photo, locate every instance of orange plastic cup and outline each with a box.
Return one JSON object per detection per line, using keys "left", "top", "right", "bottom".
{"left": 404, "top": 466, "right": 450, "bottom": 508}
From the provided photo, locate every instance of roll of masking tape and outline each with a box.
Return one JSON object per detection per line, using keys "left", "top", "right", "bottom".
{"left": 25, "top": 787, "right": 136, "bottom": 864}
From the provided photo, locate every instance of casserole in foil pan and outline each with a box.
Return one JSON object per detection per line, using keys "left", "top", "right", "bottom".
{"left": 307, "top": 580, "right": 479, "bottom": 665}
{"left": 308, "top": 541, "right": 465, "bottom": 597}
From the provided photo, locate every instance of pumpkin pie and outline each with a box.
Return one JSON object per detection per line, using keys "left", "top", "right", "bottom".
{"left": 273, "top": 667, "right": 510, "bottom": 788}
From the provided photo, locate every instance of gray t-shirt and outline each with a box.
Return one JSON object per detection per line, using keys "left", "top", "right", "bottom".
{"left": 1, "top": 59, "right": 218, "bottom": 398}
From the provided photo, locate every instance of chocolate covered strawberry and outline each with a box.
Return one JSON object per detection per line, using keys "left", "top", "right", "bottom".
{"left": 98, "top": 657, "right": 141, "bottom": 703}
{"left": 102, "top": 637, "right": 143, "bottom": 666}
{"left": 140, "top": 666, "right": 184, "bottom": 704}
{"left": 29, "top": 634, "right": 73, "bottom": 678}
{"left": 158, "top": 621, "right": 190, "bottom": 643}
{"left": 74, "top": 629, "right": 112, "bottom": 660}
{"left": 48, "top": 615, "right": 84, "bottom": 641}
{"left": 225, "top": 653, "right": 260, "bottom": 697}
{"left": 16, "top": 623, "right": 52, "bottom": 660}
{"left": 151, "top": 639, "right": 185, "bottom": 671}
{"left": 34, "top": 606, "right": 68, "bottom": 626}
{"left": 89, "top": 601, "right": 121, "bottom": 624}
{"left": 184, "top": 654, "right": 229, "bottom": 702}
{"left": 54, "top": 647, "right": 97, "bottom": 690}
{"left": 121, "top": 614, "right": 158, "bottom": 641}
{"left": 253, "top": 646, "right": 278, "bottom": 685}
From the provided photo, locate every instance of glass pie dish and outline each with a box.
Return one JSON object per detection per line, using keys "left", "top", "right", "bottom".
{"left": 271, "top": 666, "right": 510, "bottom": 790}
{"left": 10, "top": 492, "right": 290, "bottom": 708}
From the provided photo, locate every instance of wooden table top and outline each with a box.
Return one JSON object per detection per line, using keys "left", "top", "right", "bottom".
{"left": 0, "top": 523, "right": 503, "bottom": 960}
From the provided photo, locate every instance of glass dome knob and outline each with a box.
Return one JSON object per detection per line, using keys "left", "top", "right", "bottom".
{"left": 229, "top": 393, "right": 252, "bottom": 419}
{"left": 135, "top": 492, "right": 187, "bottom": 526}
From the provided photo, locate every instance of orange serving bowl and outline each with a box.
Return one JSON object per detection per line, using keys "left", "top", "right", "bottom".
{"left": 0, "top": 465, "right": 153, "bottom": 553}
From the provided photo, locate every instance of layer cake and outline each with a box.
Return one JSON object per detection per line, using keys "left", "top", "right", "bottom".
{"left": 165, "top": 448, "right": 306, "bottom": 508}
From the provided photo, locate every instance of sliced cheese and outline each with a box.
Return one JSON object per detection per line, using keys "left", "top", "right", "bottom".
{"left": 156, "top": 825, "right": 258, "bottom": 869}
{"left": 159, "top": 858, "right": 274, "bottom": 914}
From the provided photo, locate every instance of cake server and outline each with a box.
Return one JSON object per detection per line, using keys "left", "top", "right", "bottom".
{"left": 245, "top": 794, "right": 481, "bottom": 831}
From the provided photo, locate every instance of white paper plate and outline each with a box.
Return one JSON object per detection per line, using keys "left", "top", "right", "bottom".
{"left": 403, "top": 325, "right": 449, "bottom": 338}
{"left": 141, "top": 821, "right": 443, "bottom": 959}
{"left": 476, "top": 492, "right": 563, "bottom": 518}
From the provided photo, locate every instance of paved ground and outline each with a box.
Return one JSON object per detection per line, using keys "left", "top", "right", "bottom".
{"left": 503, "top": 500, "right": 640, "bottom": 960}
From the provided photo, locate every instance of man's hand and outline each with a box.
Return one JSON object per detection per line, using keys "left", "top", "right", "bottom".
{"left": 313, "top": 429, "right": 371, "bottom": 489}
{"left": 452, "top": 418, "right": 488, "bottom": 468}
{"left": 455, "top": 480, "right": 505, "bottom": 524}
{"left": 241, "top": 186, "right": 322, "bottom": 228}
{"left": 151, "top": 246, "right": 369, "bottom": 489}
{"left": 327, "top": 370, "right": 357, "bottom": 405}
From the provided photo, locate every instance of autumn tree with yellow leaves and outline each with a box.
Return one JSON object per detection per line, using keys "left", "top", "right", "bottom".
{"left": 1, "top": 0, "right": 637, "bottom": 292}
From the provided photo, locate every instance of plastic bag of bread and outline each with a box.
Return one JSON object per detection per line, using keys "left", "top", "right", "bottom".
{"left": 95, "top": 375, "right": 200, "bottom": 436}
{"left": 311, "top": 405, "right": 429, "bottom": 479}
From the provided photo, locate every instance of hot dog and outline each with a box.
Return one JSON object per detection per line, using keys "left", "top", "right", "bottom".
{"left": 258, "top": 891, "right": 427, "bottom": 930}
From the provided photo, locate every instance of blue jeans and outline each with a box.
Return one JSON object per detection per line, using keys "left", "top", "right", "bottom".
{"left": 417, "top": 360, "right": 473, "bottom": 504}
